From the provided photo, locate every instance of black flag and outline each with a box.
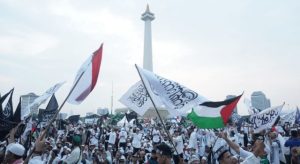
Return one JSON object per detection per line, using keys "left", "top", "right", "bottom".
{"left": 45, "top": 94, "right": 58, "bottom": 111}
{"left": 1, "top": 88, "right": 14, "bottom": 121}
{"left": 68, "top": 115, "right": 80, "bottom": 124}
{"left": 0, "top": 89, "right": 13, "bottom": 116}
{"left": 12, "top": 97, "right": 21, "bottom": 123}
{"left": 125, "top": 111, "right": 137, "bottom": 122}
{"left": 38, "top": 94, "right": 58, "bottom": 123}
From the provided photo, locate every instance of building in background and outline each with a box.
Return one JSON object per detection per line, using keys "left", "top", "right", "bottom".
{"left": 86, "top": 112, "right": 94, "bottom": 117}
{"left": 97, "top": 107, "right": 109, "bottom": 116}
{"left": 58, "top": 113, "right": 68, "bottom": 120}
{"left": 21, "top": 92, "right": 39, "bottom": 117}
{"left": 251, "top": 91, "right": 271, "bottom": 111}
{"left": 114, "top": 107, "right": 130, "bottom": 114}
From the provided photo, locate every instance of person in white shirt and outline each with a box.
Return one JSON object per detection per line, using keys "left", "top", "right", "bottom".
{"left": 119, "top": 128, "right": 127, "bottom": 151}
{"left": 28, "top": 137, "right": 47, "bottom": 164}
{"left": 173, "top": 129, "right": 184, "bottom": 164}
{"left": 219, "top": 131, "right": 269, "bottom": 164}
{"left": 268, "top": 132, "right": 285, "bottom": 164}
{"left": 4, "top": 143, "right": 25, "bottom": 164}
{"left": 189, "top": 128, "right": 198, "bottom": 153}
{"left": 89, "top": 130, "right": 98, "bottom": 146}
{"left": 132, "top": 128, "right": 143, "bottom": 155}
{"left": 63, "top": 135, "right": 82, "bottom": 164}
{"left": 61, "top": 146, "right": 71, "bottom": 161}
{"left": 235, "top": 130, "right": 245, "bottom": 147}
{"left": 108, "top": 128, "right": 117, "bottom": 150}
{"left": 151, "top": 127, "right": 161, "bottom": 147}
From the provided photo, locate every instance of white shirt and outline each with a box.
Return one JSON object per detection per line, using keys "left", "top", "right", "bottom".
{"left": 90, "top": 136, "right": 98, "bottom": 146}
{"left": 239, "top": 147, "right": 261, "bottom": 164}
{"left": 152, "top": 129, "right": 160, "bottom": 143}
{"left": 174, "top": 135, "right": 184, "bottom": 155}
{"left": 189, "top": 131, "right": 198, "bottom": 150}
{"left": 64, "top": 147, "right": 82, "bottom": 164}
{"left": 132, "top": 133, "right": 143, "bottom": 148}
{"left": 119, "top": 131, "right": 127, "bottom": 143}
{"left": 270, "top": 140, "right": 280, "bottom": 164}
{"left": 108, "top": 131, "right": 117, "bottom": 144}
{"left": 29, "top": 156, "right": 44, "bottom": 164}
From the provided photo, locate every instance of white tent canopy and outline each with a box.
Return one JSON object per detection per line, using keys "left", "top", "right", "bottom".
{"left": 117, "top": 116, "right": 135, "bottom": 127}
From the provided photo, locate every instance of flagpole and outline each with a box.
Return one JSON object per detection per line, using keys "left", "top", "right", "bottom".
{"left": 24, "top": 71, "right": 85, "bottom": 163}
{"left": 111, "top": 81, "right": 113, "bottom": 115}
{"left": 134, "top": 64, "right": 179, "bottom": 155}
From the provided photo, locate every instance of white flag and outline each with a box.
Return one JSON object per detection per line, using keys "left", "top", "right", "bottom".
{"left": 67, "top": 44, "right": 103, "bottom": 104}
{"left": 135, "top": 65, "right": 207, "bottom": 115}
{"left": 22, "top": 82, "right": 65, "bottom": 120}
{"left": 119, "top": 81, "right": 162, "bottom": 116}
{"left": 249, "top": 104, "right": 284, "bottom": 133}
{"left": 280, "top": 111, "right": 296, "bottom": 125}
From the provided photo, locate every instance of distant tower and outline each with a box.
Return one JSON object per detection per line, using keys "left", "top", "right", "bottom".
{"left": 141, "top": 4, "right": 155, "bottom": 71}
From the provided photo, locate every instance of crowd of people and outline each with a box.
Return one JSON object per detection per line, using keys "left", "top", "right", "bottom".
{"left": 1, "top": 117, "right": 300, "bottom": 164}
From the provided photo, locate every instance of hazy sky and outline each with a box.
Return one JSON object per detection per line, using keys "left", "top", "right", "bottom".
{"left": 0, "top": 0, "right": 299, "bottom": 116}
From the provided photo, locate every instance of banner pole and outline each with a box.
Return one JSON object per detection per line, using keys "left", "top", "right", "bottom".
{"left": 134, "top": 64, "right": 179, "bottom": 155}
{"left": 24, "top": 71, "right": 85, "bottom": 163}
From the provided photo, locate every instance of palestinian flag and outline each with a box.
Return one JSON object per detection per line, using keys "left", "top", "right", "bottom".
{"left": 187, "top": 94, "right": 242, "bottom": 129}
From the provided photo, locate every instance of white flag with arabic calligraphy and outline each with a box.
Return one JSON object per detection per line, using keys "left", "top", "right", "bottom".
{"left": 249, "top": 104, "right": 284, "bottom": 133}
{"left": 135, "top": 65, "right": 207, "bottom": 115}
{"left": 119, "top": 81, "right": 163, "bottom": 116}
{"left": 22, "top": 82, "right": 65, "bottom": 120}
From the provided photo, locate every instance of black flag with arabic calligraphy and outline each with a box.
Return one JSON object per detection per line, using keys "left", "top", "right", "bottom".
{"left": 0, "top": 89, "right": 14, "bottom": 120}
{"left": 38, "top": 94, "right": 58, "bottom": 122}
{"left": 1, "top": 88, "right": 14, "bottom": 121}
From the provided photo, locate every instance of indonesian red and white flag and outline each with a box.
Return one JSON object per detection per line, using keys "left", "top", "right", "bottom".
{"left": 67, "top": 44, "right": 103, "bottom": 104}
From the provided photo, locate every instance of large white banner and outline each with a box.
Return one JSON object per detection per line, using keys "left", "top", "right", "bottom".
{"left": 119, "top": 81, "right": 155, "bottom": 116}
{"left": 249, "top": 104, "right": 284, "bottom": 133}
{"left": 22, "top": 82, "right": 65, "bottom": 120}
{"left": 136, "top": 65, "right": 207, "bottom": 115}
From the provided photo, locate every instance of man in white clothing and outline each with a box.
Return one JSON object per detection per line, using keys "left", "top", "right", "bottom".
{"left": 132, "top": 128, "right": 143, "bottom": 155}
{"left": 173, "top": 129, "right": 183, "bottom": 164}
{"left": 63, "top": 135, "right": 82, "bottom": 164}
{"left": 152, "top": 127, "right": 161, "bottom": 147}
{"left": 119, "top": 128, "right": 127, "bottom": 151}
{"left": 268, "top": 132, "right": 285, "bottom": 164}
{"left": 189, "top": 128, "right": 198, "bottom": 153}
{"left": 219, "top": 131, "right": 270, "bottom": 164}
{"left": 108, "top": 128, "right": 117, "bottom": 150}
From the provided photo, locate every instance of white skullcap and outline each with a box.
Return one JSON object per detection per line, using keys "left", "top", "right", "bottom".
{"left": 189, "top": 155, "right": 199, "bottom": 163}
{"left": 120, "top": 155, "right": 126, "bottom": 160}
{"left": 201, "top": 156, "right": 207, "bottom": 161}
{"left": 8, "top": 143, "right": 25, "bottom": 156}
